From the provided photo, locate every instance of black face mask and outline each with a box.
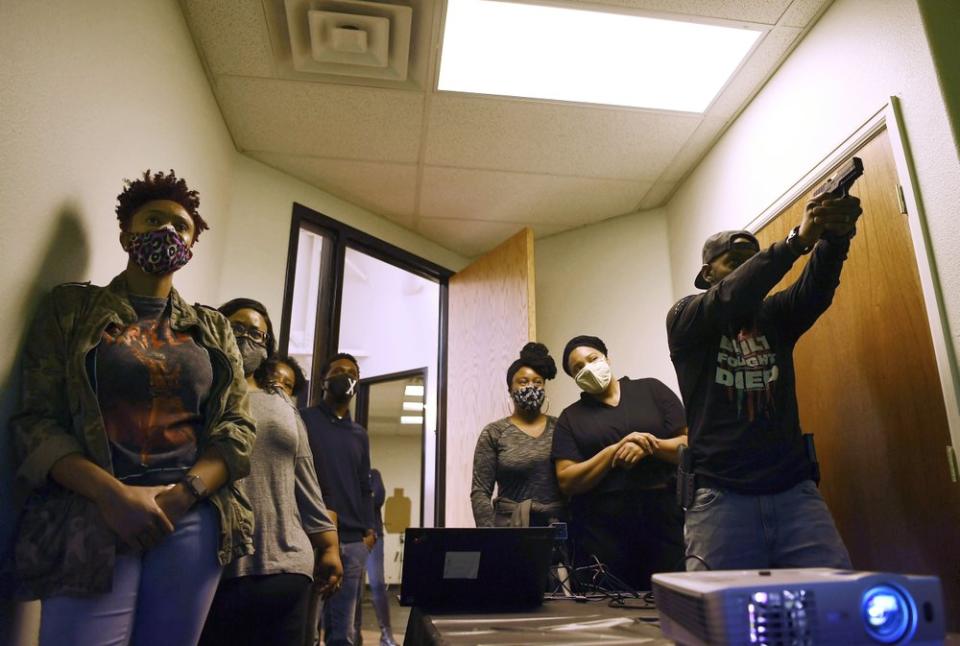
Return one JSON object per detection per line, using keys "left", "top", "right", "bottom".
{"left": 325, "top": 373, "right": 357, "bottom": 401}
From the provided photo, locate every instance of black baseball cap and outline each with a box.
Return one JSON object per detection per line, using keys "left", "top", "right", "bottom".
{"left": 694, "top": 230, "right": 760, "bottom": 289}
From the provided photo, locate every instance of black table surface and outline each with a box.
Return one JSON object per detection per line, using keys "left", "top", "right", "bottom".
{"left": 403, "top": 597, "right": 673, "bottom": 645}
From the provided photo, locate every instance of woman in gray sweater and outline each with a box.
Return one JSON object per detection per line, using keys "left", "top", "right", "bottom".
{"left": 471, "top": 343, "right": 567, "bottom": 527}
{"left": 200, "top": 299, "right": 343, "bottom": 646}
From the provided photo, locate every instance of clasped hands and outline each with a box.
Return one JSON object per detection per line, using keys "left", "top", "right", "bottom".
{"left": 611, "top": 432, "right": 659, "bottom": 470}
{"left": 96, "top": 481, "right": 193, "bottom": 552}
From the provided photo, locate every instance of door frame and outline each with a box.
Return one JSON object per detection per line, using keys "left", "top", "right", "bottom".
{"left": 744, "top": 98, "right": 960, "bottom": 456}
{"left": 278, "top": 204, "right": 455, "bottom": 525}
{"left": 354, "top": 367, "right": 429, "bottom": 528}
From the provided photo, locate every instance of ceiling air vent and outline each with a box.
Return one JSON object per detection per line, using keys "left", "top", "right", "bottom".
{"left": 285, "top": 0, "right": 412, "bottom": 81}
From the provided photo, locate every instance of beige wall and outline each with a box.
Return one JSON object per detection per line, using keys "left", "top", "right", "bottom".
{"left": 665, "top": 0, "right": 960, "bottom": 443}
{"left": 534, "top": 208, "right": 679, "bottom": 411}
{"left": 1, "top": 2, "right": 237, "bottom": 641}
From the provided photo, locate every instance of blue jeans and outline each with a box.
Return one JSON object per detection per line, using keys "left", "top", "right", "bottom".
{"left": 323, "top": 541, "right": 370, "bottom": 646}
{"left": 684, "top": 479, "right": 851, "bottom": 571}
{"left": 40, "top": 502, "right": 223, "bottom": 646}
{"left": 353, "top": 535, "right": 395, "bottom": 643}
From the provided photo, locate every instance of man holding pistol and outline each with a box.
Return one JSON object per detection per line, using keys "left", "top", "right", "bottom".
{"left": 666, "top": 187, "right": 863, "bottom": 571}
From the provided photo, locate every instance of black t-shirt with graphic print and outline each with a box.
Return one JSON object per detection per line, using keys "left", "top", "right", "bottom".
{"left": 96, "top": 295, "right": 213, "bottom": 485}
{"left": 666, "top": 237, "right": 851, "bottom": 494}
{"left": 551, "top": 377, "right": 686, "bottom": 511}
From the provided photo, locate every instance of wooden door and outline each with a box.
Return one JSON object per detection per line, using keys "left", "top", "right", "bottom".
{"left": 755, "top": 129, "right": 960, "bottom": 628}
{"left": 445, "top": 228, "right": 536, "bottom": 527}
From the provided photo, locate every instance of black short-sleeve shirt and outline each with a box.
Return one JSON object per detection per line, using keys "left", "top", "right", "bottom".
{"left": 551, "top": 377, "right": 685, "bottom": 503}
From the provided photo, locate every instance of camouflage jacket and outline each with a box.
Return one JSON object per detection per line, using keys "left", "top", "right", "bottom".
{"left": 9, "top": 273, "right": 256, "bottom": 599}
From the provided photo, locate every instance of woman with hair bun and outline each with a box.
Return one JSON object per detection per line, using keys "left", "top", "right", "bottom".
{"left": 470, "top": 342, "right": 566, "bottom": 528}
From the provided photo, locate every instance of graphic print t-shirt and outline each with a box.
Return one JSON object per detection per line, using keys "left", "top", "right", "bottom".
{"left": 97, "top": 295, "right": 212, "bottom": 485}
{"left": 666, "top": 238, "right": 850, "bottom": 494}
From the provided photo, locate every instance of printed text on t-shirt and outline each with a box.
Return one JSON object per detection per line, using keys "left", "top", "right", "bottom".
{"left": 715, "top": 331, "right": 778, "bottom": 420}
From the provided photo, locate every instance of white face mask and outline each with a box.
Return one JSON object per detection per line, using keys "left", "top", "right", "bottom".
{"left": 575, "top": 358, "right": 612, "bottom": 394}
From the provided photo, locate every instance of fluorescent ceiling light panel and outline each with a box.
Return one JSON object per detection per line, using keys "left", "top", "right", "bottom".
{"left": 401, "top": 415, "right": 425, "bottom": 425}
{"left": 403, "top": 402, "right": 426, "bottom": 411}
{"left": 404, "top": 385, "right": 425, "bottom": 397}
{"left": 438, "top": 0, "right": 762, "bottom": 112}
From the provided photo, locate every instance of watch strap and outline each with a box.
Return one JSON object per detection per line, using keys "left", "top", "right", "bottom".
{"left": 786, "top": 226, "right": 814, "bottom": 256}
{"left": 181, "top": 473, "right": 207, "bottom": 500}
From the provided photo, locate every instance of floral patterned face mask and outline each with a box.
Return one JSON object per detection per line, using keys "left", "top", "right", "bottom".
{"left": 124, "top": 228, "right": 193, "bottom": 275}
{"left": 511, "top": 385, "right": 545, "bottom": 413}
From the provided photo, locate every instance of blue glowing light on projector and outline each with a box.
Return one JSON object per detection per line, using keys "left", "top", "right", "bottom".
{"left": 862, "top": 585, "right": 914, "bottom": 643}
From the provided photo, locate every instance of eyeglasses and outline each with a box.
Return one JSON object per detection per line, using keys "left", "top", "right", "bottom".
{"left": 231, "top": 323, "right": 267, "bottom": 344}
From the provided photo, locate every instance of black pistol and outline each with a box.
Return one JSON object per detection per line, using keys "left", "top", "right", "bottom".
{"left": 677, "top": 445, "right": 696, "bottom": 510}
{"left": 812, "top": 156, "right": 864, "bottom": 199}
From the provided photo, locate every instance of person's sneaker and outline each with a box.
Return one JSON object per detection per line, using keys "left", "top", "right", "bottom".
{"left": 379, "top": 629, "right": 399, "bottom": 646}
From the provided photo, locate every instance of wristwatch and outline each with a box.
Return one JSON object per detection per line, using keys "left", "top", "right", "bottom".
{"left": 786, "top": 226, "right": 814, "bottom": 256}
{"left": 181, "top": 473, "right": 207, "bottom": 501}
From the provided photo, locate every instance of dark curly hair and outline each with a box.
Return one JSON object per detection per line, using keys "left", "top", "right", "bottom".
{"left": 115, "top": 169, "right": 209, "bottom": 239}
{"left": 255, "top": 355, "right": 307, "bottom": 396}
{"left": 506, "top": 342, "right": 557, "bottom": 386}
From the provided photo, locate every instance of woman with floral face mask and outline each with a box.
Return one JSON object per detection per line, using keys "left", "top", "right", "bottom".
{"left": 201, "top": 299, "right": 343, "bottom": 646}
{"left": 10, "top": 170, "right": 256, "bottom": 645}
{"left": 470, "top": 343, "right": 566, "bottom": 528}
{"left": 551, "top": 335, "right": 688, "bottom": 591}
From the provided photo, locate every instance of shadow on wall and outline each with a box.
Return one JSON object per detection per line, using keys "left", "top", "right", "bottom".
{"left": 0, "top": 205, "right": 90, "bottom": 641}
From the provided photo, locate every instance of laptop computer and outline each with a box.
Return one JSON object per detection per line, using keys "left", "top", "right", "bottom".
{"left": 399, "top": 527, "right": 556, "bottom": 611}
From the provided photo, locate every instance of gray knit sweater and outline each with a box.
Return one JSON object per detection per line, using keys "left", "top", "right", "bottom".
{"left": 225, "top": 390, "right": 335, "bottom": 580}
{"left": 470, "top": 416, "right": 564, "bottom": 527}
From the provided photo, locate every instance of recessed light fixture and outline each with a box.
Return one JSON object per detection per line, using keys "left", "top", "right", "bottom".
{"left": 438, "top": 0, "right": 763, "bottom": 113}
{"left": 401, "top": 415, "right": 425, "bottom": 425}
{"left": 403, "top": 402, "right": 425, "bottom": 411}
{"left": 404, "top": 385, "right": 425, "bottom": 397}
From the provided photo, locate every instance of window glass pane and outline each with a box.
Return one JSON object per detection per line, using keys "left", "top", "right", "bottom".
{"left": 289, "top": 228, "right": 325, "bottom": 377}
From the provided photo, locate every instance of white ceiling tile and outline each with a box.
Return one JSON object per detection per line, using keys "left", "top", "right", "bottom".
{"left": 708, "top": 26, "right": 802, "bottom": 120}
{"left": 415, "top": 219, "right": 567, "bottom": 258}
{"left": 419, "top": 167, "right": 650, "bottom": 226}
{"left": 637, "top": 181, "right": 679, "bottom": 210}
{"left": 181, "top": 0, "right": 275, "bottom": 77}
{"left": 248, "top": 151, "right": 418, "bottom": 226}
{"left": 217, "top": 77, "right": 424, "bottom": 162}
{"left": 779, "top": 0, "right": 831, "bottom": 28}
{"left": 658, "top": 116, "right": 730, "bottom": 183}
{"left": 571, "top": 0, "right": 792, "bottom": 24}
{"left": 425, "top": 95, "right": 701, "bottom": 180}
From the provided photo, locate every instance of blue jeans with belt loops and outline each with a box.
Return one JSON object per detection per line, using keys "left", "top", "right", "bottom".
{"left": 40, "top": 502, "right": 223, "bottom": 646}
{"left": 683, "top": 479, "right": 852, "bottom": 571}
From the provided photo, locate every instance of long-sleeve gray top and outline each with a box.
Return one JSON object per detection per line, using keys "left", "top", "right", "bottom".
{"left": 225, "top": 390, "right": 335, "bottom": 580}
{"left": 470, "top": 416, "right": 563, "bottom": 527}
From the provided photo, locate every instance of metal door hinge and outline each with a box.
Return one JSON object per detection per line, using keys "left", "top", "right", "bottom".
{"left": 897, "top": 184, "right": 908, "bottom": 215}
{"left": 948, "top": 445, "right": 959, "bottom": 483}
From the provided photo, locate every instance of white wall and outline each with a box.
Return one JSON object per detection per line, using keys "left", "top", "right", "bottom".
{"left": 535, "top": 208, "right": 680, "bottom": 410}
{"left": 666, "top": 0, "right": 960, "bottom": 407}
{"left": 368, "top": 434, "right": 422, "bottom": 584}
{"left": 1, "top": 2, "right": 238, "bottom": 641}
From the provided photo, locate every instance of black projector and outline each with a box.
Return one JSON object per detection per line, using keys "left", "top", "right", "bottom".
{"left": 652, "top": 568, "right": 944, "bottom": 645}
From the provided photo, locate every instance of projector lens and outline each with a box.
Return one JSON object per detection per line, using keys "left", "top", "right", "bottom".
{"left": 862, "top": 585, "right": 913, "bottom": 643}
